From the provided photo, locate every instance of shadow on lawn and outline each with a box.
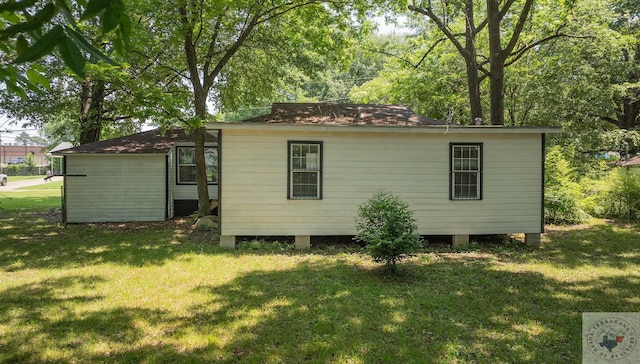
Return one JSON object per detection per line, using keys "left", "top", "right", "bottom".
{"left": 0, "top": 275, "right": 186, "bottom": 363}
{"left": 0, "top": 215, "right": 218, "bottom": 271}
{"left": 493, "top": 221, "right": 640, "bottom": 269}
{"left": 1, "top": 255, "right": 639, "bottom": 362}
{"left": 2, "top": 219, "right": 640, "bottom": 362}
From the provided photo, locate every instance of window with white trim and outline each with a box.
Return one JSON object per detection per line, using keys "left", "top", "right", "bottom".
{"left": 177, "top": 147, "right": 218, "bottom": 184}
{"left": 450, "top": 143, "right": 482, "bottom": 200}
{"left": 288, "top": 141, "right": 322, "bottom": 199}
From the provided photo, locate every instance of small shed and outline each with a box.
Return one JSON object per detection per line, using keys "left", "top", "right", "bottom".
{"left": 56, "top": 128, "right": 218, "bottom": 223}
{"left": 209, "top": 103, "right": 560, "bottom": 247}
{"left": 47, "top": 142, "right": 73, "bottom": 176}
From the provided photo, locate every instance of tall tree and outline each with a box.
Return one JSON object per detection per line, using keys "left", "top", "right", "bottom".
{"left": 610, "top": 0, "right": 640, "bottom": 131}
{"left": 138, "top": 0, "right": 381, "bottom": 216}
{"left": 408, "top": 1, "right": 484, "bottom": 123}
{"left": 408, "top": 0, "right": 579, "bottom": 125}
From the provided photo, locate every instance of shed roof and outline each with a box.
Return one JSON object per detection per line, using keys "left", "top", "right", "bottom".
{"left": 49, "top": 142, "right": 73, "bottom": 154}
{"left": 239, "top": 103, "right": 448, "bottom": 126}
{"left": 56, "top": 128, "right": 217, "bottom": 155}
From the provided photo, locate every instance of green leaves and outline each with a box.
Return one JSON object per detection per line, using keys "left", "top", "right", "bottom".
{"left": 0, "top": 2, "right": 55, "bottom": 38}
{"left": 101, "top": 0, "right": 124, "bottom": 34}
{"left": 13, "top": 23, "right": 119, "bottom": 78}
{"left": 83, "top": 0, "right": 112, "bottom": 19}
{"left": 13, "top": 26, "right": 63, "bottom": 64}
{"left": 58, "top": 32, "right": 87, "bottom": 77}
{"left": 3, "top": 0, "right": 130, "bottom": 83}
{"left": 64, "top": 26, "right": 117, "bottom": 65}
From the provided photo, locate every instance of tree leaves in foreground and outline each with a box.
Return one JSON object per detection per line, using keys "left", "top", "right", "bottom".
{"left": 0, "top": 0, "right": 131, "bottom": 97}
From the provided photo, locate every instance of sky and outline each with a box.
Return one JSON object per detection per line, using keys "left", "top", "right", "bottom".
{"left": 0, "top": 115, "right": 42, "bottom": 146}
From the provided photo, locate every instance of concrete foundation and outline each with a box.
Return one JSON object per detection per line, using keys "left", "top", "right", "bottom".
{"left": 525, "top": 233, "right": 541, "bottom": 246}
{"left": 452, "top": 234, "right": 470, "bottom": 247}
{"left": 295, "top": 235, "right": 311, "bottom": 250}
{"left": 219, "top": 235, "right": 236, "bottom": 249}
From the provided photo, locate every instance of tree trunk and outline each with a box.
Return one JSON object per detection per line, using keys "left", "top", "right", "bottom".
{"left": 464, "top": 0, "right": 483, "bottom": 123}
{"left": 487, "top": 0, "right": 505, "bottom": 125}
{"left": 79, "top": 79, "right": 105, "bottom": 144}
{"left": 193, "top": 87, "right": 211, "bottom": 217}
{"left": 618, "top": 45, "right": 640, "bottom": 130}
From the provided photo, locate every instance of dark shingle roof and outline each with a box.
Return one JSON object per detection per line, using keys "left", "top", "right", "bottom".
{"left": 617, "top": 155, "right": 640, "bottom": 167}
{"left": 57, "top": 128, "right": 217, "bottom": 154}
{"left": 240, "top": 103, "right": 448, "bottom": 126}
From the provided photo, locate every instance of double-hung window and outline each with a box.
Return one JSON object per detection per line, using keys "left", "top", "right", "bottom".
{"left": 450, "top": 143, "right": 482, "bottom": 200}
{"left": 288, "top": 141, "right": 322, "bottom": 199}
{"left": 177, "top": 147, "right": 218, "bottom": 184}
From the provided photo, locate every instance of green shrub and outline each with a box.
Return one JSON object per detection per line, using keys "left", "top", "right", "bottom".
{"left": 588, "top": 168, "right": 640, "bottom": 221}
{"left": 544, "top": 146, "right": 589, "bottom": 224}
{"left": 354, "top": 191, "right": 422, "bottom": 271}
{"left": 545, "top": 185, "right": 589, "bottom": 224}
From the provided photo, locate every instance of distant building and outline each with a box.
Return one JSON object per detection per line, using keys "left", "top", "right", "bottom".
{"left": 0, "top": 145, "right": 47, "bottom": 165}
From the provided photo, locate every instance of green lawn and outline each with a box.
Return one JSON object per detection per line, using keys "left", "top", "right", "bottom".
{"left": 0, "top": 180, "right": 63, "bottom": 211}
{"left": 2, "top": 175, "right": 48, "bottom": 182}
{"left": 1, "top": 189, "right": 639, "bottom": 363}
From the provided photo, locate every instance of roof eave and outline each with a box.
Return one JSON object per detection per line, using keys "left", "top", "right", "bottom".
{"left": 207, "top": 122, "right": 562, "bottom": 134}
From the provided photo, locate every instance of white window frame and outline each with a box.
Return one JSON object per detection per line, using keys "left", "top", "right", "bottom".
{"left": 450, "top": 143, "right": 482, "bottom": 200}
{"left": 288, "top": 141, "right": 322, "bottom": 200}
{"left": 176, "top": 146, "right": 218, "bottom": 184}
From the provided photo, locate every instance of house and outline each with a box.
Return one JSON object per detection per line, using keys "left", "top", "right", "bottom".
{"left": 0, "top": 144, "right": 48, "bottom": 165}
{"left": 210, "top": 103, "right": 560, "bottom": 248}
{"left": 616, "top": 154, "right": 640, "bottom": 167}
{"left": 55, "top": 128, "right": 218, "bottom": 223}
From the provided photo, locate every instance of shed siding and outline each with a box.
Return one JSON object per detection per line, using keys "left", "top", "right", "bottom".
{"left": 220, "top": 130, "right": 543, "bottom": 236}
{"left": 65, "top": 154, "right": 166, "bottom": 222}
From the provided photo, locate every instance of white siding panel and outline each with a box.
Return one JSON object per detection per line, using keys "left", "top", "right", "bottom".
{"left": 220, "top": 130, "right": 543, "bottom": 236}
{"left": 65, "top": 154, "right": 166, "bottom": 222}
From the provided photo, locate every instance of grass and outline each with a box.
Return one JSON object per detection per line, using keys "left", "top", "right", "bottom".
{"left": 2, "top": 175, "right": 47, "bottom": 182}
{"left": 0, "top": 180, "right": 63, "bottom": 211}
{"left": 1, "top": 188, "right": 639, "bottom": 363}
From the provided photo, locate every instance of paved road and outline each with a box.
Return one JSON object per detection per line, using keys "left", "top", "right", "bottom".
{"left": 0, "top": 176, "right": 63, "bottom": 192}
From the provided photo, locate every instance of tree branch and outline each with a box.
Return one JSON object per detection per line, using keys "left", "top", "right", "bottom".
{"left": 474, "top": 0, "right": 517, "bottom": 35}
{"left": 414, "top": 37, "right": 447, "bottom": 69}
{"left": 102, "top": 115, "right": 132, "bottom": 122}
{"left": 131, "top": 49, "right": 190, "bottom": 81}
{"left": 408, "top": 4, "right": 469, "bottom": 58}
{"left": 362, "top": 46, "right": 416, "bottom": 68}
{"left": 202, "top": 6, "right": 228, "bottom": 79}
{"left": 179, "top": 4, "right": 203, "bottom": 92}
{"left": 203, "top": 0, "right": 325, "bottom": 90}
{"left": 502, "top": 0, "right": 534, "bottom": 58}
{"left": 505, "top": 30, "right": 594, "bottom": 67}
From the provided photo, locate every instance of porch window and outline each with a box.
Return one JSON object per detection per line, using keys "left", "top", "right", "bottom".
{"left": 288, "top": 141, "right": 322, "bottom": 199}
{"left": 450, "top": 143, "right": 482, "bottom": 200}
{"left": 177, "top": 147, "right": 218, "bottom": 184}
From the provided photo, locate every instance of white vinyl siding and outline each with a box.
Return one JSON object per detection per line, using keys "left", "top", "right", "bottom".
{"left": 65, "top": 154, "right": 166, "bottom": 222}
{"left": 220, "top": 129, "right": 543, "bottom": 236}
